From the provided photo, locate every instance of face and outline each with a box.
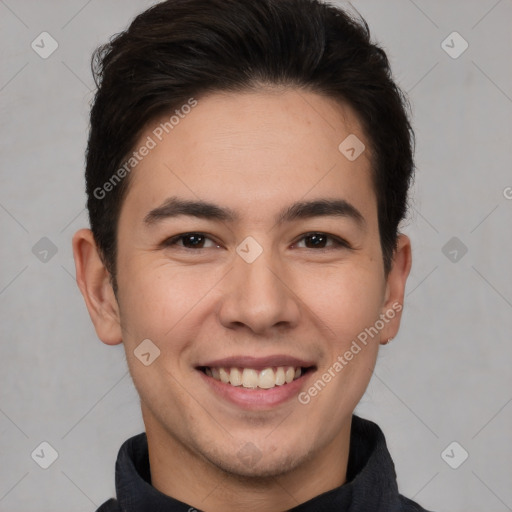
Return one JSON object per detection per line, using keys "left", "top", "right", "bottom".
{"left": 76, "top": 88, "right": 410, "bottom": 479}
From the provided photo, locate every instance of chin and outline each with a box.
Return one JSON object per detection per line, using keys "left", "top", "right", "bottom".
{"left": 204, "top": 443, "right": 307, "bottom": 479}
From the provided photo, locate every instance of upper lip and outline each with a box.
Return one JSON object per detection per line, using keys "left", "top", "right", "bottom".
{"left": 198, "top": 355, "right": 316, "bottom": 370}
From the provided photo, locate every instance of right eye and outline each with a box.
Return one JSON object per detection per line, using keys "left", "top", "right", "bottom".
{"left": 161, "top": 232, "right": 221, "bottom": 250}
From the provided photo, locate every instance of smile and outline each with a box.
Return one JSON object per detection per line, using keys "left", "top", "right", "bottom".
{"left": 196, "top": 355, "right": 316, "bottom": 409}
{"left": 199, "top": 366, "right": 309, "bottom": 389}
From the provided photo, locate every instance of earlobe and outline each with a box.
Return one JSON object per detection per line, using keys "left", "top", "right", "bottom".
{"left": 72, "top": 228, "right": 123, "bottom": 345}
{"left": 379, "top": 234, "right": 412, "bottom": 344}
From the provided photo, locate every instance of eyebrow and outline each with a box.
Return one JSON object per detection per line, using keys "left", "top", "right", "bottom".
{"left": 144, "top": 196, "right": 366, "bottom": 228}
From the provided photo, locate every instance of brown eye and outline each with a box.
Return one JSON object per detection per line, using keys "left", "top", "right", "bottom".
{"left": 304, "top": 233, "right": 329, "bottom": 248}
{"left": 294, "top": 232, "right": 350, "bottom": 250}
{"left": 182, "top": 234, "right": 206, "bottom": 248}
{"left": 163, "top": 233, "right": 219, "bottom": 249}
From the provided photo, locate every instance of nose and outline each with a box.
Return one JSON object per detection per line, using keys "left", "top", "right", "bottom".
{"left": 217, "top": 246, "right": 301, "bottom": 336}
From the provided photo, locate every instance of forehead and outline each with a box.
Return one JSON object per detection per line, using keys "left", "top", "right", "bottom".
{"left": 120, "top": 88, "right": 376, "bottom": 224}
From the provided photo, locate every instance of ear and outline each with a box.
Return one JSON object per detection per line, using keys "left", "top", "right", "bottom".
{"left": 72, "top": 228, "right": 123, "bottom": 345}
{"left": 379, "top": 234, "right": 412, "bottom": 344}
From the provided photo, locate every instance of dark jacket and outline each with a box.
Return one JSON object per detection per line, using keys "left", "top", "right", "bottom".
{"left": 96, "top": 415, "right": 434, "bottom": 511}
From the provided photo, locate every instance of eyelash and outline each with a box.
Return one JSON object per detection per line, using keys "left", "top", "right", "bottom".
{"left": 161, "top": 232, "right": 351, "bottom": 251}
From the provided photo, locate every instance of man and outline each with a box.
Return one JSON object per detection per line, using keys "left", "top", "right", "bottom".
{"left": 72, "top": 0, "right": 433, "bottom": 510}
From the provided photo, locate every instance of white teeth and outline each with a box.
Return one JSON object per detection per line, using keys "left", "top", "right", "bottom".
{"left": 229, "top": 367, "right": 243, "bottom": 387}
{"left": 219, "top": 367, "right": 230, "bottom": 383}
{"left": 258, "top": 368, "right": 275, "bottom": 389}
{"left": 242, "top": 368, "right": 259, "bottom": 388}
{"left": 275, "top": 367, "right": 285, "bottom": 386}
{"left": 204, "top": 365, "right": 305, "bottom": 389}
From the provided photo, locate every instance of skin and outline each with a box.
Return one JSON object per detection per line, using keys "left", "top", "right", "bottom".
{"left": 73, "top": 88, "right": 411, "bottom": 512}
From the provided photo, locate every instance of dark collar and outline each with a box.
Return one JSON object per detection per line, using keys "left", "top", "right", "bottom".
{"left": 104, "top": 415, "right": 430, "bottom": 511}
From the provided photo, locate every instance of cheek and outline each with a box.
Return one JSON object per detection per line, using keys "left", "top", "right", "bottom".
{"left": 116, "top": 259, "right": 216, "bottom": 347}
{"left": 301, "top": 263, "right": 385, "bottom": 341}
{"left": 305, "top": 266, "right": 383, "bottom": 413}
{"left": 116, "top": 262, "right": 173, "bottom": 342}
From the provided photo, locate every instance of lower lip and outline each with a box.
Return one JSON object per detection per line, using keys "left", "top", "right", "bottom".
{"left": 197, "top": 370, "right": 313, "bottom": 410}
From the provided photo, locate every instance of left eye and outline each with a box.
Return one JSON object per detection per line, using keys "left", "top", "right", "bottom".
{"left": 293, "top": 232, "right": 349, "bottom": 250}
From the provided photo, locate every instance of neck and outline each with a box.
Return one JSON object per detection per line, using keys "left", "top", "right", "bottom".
{"left": 143, "top": 407, "right": 351, "bottom": 512}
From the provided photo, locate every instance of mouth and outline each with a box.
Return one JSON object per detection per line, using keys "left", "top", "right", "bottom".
{"left": 195, "top": 355, "right": 317, "bottom": 409}
{"left": 197, "top": 365, "right": 315, "bottom": 390}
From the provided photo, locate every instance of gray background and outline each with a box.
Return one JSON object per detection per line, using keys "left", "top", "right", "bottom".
{"left": 1, "top": 0, "right": 511, "bottom": 511}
